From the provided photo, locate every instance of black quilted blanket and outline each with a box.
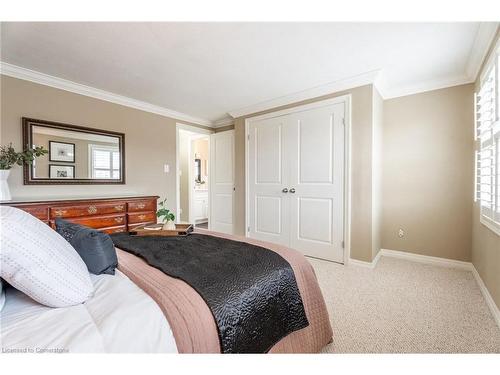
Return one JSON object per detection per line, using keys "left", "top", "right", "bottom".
{"left": 110, "top": 233, "right": 309, "bottom": 353}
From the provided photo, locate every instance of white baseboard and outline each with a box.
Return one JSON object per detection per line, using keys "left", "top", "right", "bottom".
{"left": 348, "top": 249, "right": 382, "bottom": 269}
{"left": 471, "top": 265, "right": 500, "bottom": 328}
{"left": 348, "top": 258, "right": 375, "bottom": 268}
{"left": 380, "top": 249, "right": 473, "bottom": 271}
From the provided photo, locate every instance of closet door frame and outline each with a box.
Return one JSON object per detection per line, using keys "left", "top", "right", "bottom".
{"left": 245, "top": 94, "right": 352, "bottom": 264}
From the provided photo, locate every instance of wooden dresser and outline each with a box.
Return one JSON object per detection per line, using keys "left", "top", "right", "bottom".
{"left": 0, "top": 195, "right": 159, "bottom": 234}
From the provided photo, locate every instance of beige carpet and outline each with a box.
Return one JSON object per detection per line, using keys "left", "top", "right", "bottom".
{"left": 307, "top": 256, "right": 500, "bottom": 353}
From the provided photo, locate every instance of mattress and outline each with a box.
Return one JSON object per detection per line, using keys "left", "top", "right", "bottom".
{"left": 0, "top": 270, "right": 178, "bottom": 353}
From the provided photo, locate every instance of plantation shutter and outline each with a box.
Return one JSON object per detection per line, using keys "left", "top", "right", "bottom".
{"left": 475, "top": 53, "right": 500, "bottom": 233}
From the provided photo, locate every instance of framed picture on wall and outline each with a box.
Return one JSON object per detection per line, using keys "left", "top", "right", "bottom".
{"left": 49, "top": 164, "right": 75, "bottom": 179}
{"left": 49, "top": 141, "right": 75, "bottom": 162}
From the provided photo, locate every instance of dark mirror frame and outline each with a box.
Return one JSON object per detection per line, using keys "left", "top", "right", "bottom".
{"left": 194, "top": 158, "right": 202, "bottom": 182}
{"left": 22, "top": 117, "right": 125, "bottom": 185}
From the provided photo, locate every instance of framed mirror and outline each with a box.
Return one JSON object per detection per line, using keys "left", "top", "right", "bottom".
{"left": 22, "top": 118, "right": 125, "bottom": 185}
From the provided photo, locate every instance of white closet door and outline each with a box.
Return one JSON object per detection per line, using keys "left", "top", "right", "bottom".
{"left": 209, "top": 130, "right": 235, "bottom": 234}
{"left": 247, "top": 116, "right": 290, "bottom": 245}
{"left": 287, "top": 103, "right": 345, "bottom": 262}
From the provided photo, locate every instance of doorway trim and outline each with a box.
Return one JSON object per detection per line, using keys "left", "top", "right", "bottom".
{"left": 175, "top": 123, "right": 213, "bottom": 224}
{"left": 244, "top": 94, "right": 352, "bottom": 264}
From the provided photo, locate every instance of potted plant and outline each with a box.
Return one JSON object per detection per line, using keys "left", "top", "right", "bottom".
{"left": 0, "top": 143, "right": 48, "bottom": 201}
{"left": 156, "top": 198, "right": 176, "bottom": 230}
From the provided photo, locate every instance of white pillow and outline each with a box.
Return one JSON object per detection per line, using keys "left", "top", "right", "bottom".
{"left": 0, "top": 206, "right": 94, "bottom": 307}
{"left": 0, "top": 278, "right": 5, "bottom": 312}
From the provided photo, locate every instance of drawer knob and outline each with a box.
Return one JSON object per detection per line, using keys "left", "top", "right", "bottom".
{"left": 137, "top": 203, "right": 146, "bottom": 209}
{"left": 114, "top": 217, "right": 124, "bottom": 223}
{"left": 54, "top": 209, "right": 67, "bottom": 217}
{"left": 114, "top": 205, "right": 124, "bottom": 211}
{"left": 87, "top": 205, "right": 98, "bottom": 214}
{"left": 138, "top": 214, "right": 146, "bottom": 220}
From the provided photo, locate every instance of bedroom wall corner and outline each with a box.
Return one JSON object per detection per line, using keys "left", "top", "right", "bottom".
{"left": 233, "top": 85, "right": 376, "bottom": 263}
{"left": 381, "top": 83, "right": 474, "bottom": 262}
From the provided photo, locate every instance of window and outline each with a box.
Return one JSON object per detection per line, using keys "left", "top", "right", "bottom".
{"left": 89, "top": 144, "right": 120, "bottom": 179}
{"left": 475, "top": 43, "right": 500, "bottom": 236}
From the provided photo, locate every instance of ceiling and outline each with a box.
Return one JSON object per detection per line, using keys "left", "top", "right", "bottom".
{"left": 0, "top": 22, "right": 497, "bottom": 126}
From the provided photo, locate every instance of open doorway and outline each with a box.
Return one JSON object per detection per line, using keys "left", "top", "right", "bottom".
{"left": 177, "top": 125, "right": 210, "bottom": 229}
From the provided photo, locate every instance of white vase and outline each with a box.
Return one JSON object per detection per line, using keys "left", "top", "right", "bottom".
{"left": 163, "top": 220, "right": 176, "bottom": 230}
{"left": 0, "top": 170, "right": 12, "bottom": 201}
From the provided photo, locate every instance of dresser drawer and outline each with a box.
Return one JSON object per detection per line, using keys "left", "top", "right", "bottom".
{"left": 128, "top": 212, "right": 156, "bottom": 224}
{"left": 100, "top": 225, "right": 127, "bottom": 234}
{"left": 128, "top": 199, "right": 156, "bottom": 212}
{"left": 50, "top": 202, "right": 126, "bottom": 219}
{"left": 55, "top": 214, "right": 126, "bottom": 229}
{"left": 14, "top": 205, "right": 49, "bottom": 220}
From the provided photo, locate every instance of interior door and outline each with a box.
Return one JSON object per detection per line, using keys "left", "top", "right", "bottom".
{"left": 209, "top": 130, "right": 235, "bottom": 234}
{"left": 247, "top": 116, "right": 290, "bottom": 245}
{"left": 287, "top": 103, "right": 345, "bottom": 262}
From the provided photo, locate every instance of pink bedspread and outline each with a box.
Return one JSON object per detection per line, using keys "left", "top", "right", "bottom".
{"left": 116, "top": 229, "right": 333, "bottom": 353}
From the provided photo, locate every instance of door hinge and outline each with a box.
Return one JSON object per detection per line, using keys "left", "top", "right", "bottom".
{"left": 247, "top": 226, "right": 250, "bottom": 233}
{"left": 342, "top": 118, "right": 345, "bottom": 126}
{"left": 341, "top": 240, "right": 345, "bottom": 248}
{"left": 247, "top": 134, "right": 250, "bottom": 141}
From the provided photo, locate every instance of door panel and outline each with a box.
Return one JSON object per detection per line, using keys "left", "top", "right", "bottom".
{"left": 298, "top": 110, "right": 334, "bottom": 184}
{"left": 255, "top": 195, "right": 282, "bottom": 235}
{"left": 248, "top": 117, "right": 289, "bottom": 245}
{"left": 288, "top": 103, "right": 345, "bottom": 262}
{"left": 297, "top": 197, "right": 333, "bottom": 244}
{"left": 256, "top": 124, "right": 282, "bottom": 184}
{"left": 210, "top": 131, "right": 235, "bottom": 234}
{"left": 247, "top": 100, "right": 346, "bottom": 263}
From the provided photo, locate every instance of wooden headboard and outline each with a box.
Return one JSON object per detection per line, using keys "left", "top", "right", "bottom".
{"left": 0, "top": 195, "right": 159, "bottom": 234}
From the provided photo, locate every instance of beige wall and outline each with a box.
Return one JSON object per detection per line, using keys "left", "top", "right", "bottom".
{"left": 0, "top": 75, "right": 208, "bottom": 215}
{"left": 472, "top": 28, "right": 500, "bottom": 309}
{"left": 372, "top": 87, "right": 384, "bottom": 260}
{"left": 233, "top": 84, "right": 377, "bottom": 262}
{"left": 381, "top": 84, "right": 474, "bottom": 261}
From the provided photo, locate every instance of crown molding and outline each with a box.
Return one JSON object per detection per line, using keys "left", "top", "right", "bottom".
{"left": 213, "top": 117, "right": 235, "bottom": 128}
{"left": 226, "top": 66, "right": 476, "bottom": 117}
{"left": 466, "top": 22, "right": 499, "bottom": 81}
{"left": 0, "top": 62, "right": 213, "bottom": 127}
{"left": 381, "top": 74, "right": 474, "bottom": 100}
{"left": 228, "top": 69, "right": 381, "bottom": 118}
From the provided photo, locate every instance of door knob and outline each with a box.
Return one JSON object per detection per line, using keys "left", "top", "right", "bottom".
{"left": 289, "top": 188, "right": 296, "bottom": 193}
{"left": 282, "top": 188, "right": 289, "bottom": 193}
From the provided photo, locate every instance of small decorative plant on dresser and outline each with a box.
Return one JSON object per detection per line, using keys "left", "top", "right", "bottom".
{"left": 156, "top": 198, "right": 176, "bottom": 230}
{"left": 0, "top": 143, "right": 48, "bottom": 201}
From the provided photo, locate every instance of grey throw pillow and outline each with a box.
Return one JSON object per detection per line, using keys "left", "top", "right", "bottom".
{"left": 55, "top": 218, "right": 118, "bottom": 275}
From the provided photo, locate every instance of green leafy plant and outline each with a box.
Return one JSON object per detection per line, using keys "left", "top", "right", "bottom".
{"left": 0, "top": 143, "right": 48, "bottom": 170}
{"left": 156, "top": 198, "right": 175, "bottom": 223}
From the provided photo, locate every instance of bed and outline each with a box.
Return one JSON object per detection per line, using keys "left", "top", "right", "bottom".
{"left": 0, "top": 199, "right": 333, "bottom": 354}
{"left": 115, "top": 228, "right": 333, "bottom": 353}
